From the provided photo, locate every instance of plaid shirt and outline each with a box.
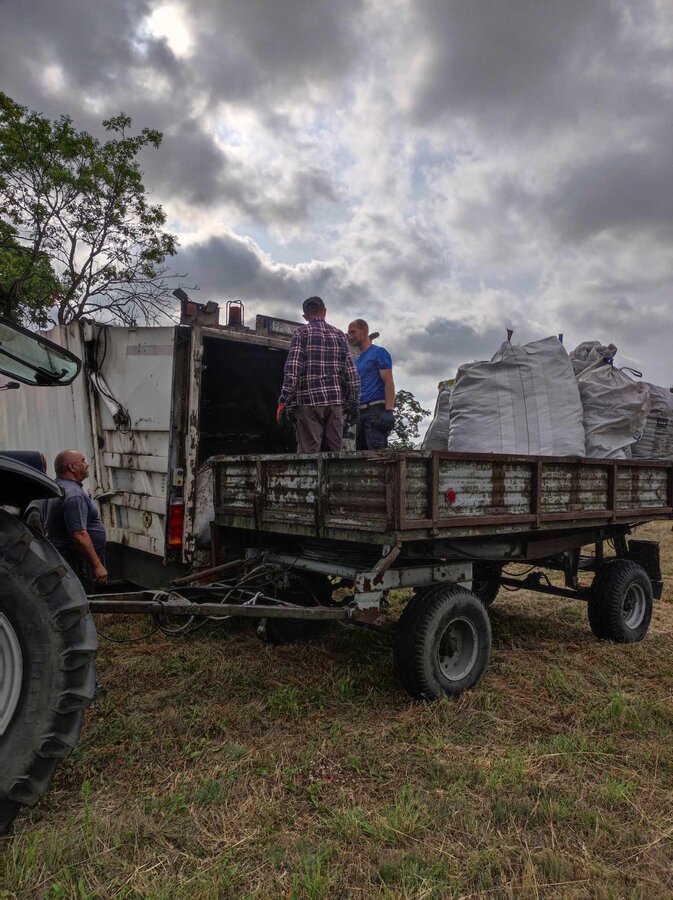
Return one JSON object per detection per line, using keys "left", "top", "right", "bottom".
{"left": 279, "top": 319, "right": 361, "bottom": 408}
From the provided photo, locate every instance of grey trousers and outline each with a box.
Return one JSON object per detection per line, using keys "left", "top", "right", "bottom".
{"left": 295, "top": 404, "right": 343, "bottom": 453}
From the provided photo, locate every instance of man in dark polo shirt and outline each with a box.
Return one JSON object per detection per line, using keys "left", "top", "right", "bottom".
{"left": 45, "top": 449, "right": 108, "bottom": 586}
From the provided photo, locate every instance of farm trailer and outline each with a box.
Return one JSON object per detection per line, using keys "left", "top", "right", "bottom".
{"left": 89, "top": 449, "right": 673, "bottom": 701}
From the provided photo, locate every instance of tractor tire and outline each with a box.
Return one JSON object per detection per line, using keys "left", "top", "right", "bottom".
{"left": 471, "top": 561, "right": 502, "bottom": 607}
{"left": 0, "top": 509, "right": 97, "bottom": 836}
{"left": 393, "top": 584, "right": 492, "bottom": 700}
{"left": 588, "top": 558, "right": 653, "bottom": 643}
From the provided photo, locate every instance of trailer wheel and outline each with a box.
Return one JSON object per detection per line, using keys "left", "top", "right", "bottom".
{"left": 394, "top": 585, "right": 491, "bottom": 700}
{"left": 260, "top": 572, "right": 333, "bottom": 645}
{"left": 471, "top": 561, "right": 502, "bottom": 607}
{"left": 588, "top": 559, "right": 653, "bottom": 643}
{"left": 0, "top": 509, "right": 97, "bottom": 836}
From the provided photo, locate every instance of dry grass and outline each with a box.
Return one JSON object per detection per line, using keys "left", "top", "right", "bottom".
{"left": 3, "top": 522, "right": 673, "bottom": 898}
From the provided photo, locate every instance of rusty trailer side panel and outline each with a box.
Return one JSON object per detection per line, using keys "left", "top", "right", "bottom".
{"left": 211, "top": 451, "right": 673, "bottom": 545}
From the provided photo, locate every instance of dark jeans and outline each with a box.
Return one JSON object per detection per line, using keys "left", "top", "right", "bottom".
{"left": 356, "top": 405, "right": 391, "bottom": 450}
{"left": 56, "top": 546, "right": 105, "bottom": 593}
{"left": 295, "top": 404, "right": 343, "bottom": 453}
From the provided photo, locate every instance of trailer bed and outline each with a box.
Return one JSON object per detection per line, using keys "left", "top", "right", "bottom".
{"left": 209, "top": 450, "right": 673, "bottom": 545}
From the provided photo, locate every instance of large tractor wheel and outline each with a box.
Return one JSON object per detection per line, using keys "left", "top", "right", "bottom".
{"left": 0, "top": 509, "right": 97, "bottom": 835}
{"left": 394, "top": 585, "right": 492, "bottom": 700}
{"left": 588, "top": 558, "right": 653, "bottom": 643}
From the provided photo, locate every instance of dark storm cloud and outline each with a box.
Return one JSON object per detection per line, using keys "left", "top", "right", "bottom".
{"left": 145, "top": 123, "right": 339, "bottom": 220}
{"left": 191, "top": 0, "right": 365, "bottom": 103}
{"left": 0, "top": 0, "right": 358, "bottom": 222}
{"left": 547, "top": 141, "right": 673, "bottom": 243}
{"left": 0, "top": 0, "right": 162, "bottom": 115}
{"left": 176, "top": 233, "right": 375, "bottom": 321}
{"left": 408, "top": 0, "right": 666, "bottom": 134}
{"left": 389, "top": 318, "right": 507, "bottom": 378}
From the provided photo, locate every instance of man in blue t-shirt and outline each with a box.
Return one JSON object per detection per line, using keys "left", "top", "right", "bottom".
{"left": 347, "top": 319, "right": 396, "bottom": 450}
{"left": 44, "top": 449, "right": 108, "bottom": 586}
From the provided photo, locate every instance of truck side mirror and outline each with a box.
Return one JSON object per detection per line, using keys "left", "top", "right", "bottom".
{"left": 0, "top": 317, "right": 81, "bottom": 386}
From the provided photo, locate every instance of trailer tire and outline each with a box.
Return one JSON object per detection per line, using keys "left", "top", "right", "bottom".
{"left": 394, "top": 585, "right": 491, "bottom": 700}
{"left": 0, "top": 509, "right": 97, "bottom": 836}
{"left": 471, "top": 561, "right": 502, "bottom": 608}
{"left": 260, "top": 572, "right": 333, "bottom": 645}
{"left": 588, "top": 559, "right": 653, "bottom": 643}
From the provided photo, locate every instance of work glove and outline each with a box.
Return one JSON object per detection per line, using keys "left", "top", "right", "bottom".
{"left": 276, "top": 403, "right": 286, "bottom": 425}
{"left": 381, "top": 409, "right": 395, "bottom": 433}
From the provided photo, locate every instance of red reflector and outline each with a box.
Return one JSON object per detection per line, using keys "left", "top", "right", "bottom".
{"left": 445, "top": 489, "right": 457, "bottom": 504}
{"left": 167, "top": 501, "right": 185, "bottom": 548}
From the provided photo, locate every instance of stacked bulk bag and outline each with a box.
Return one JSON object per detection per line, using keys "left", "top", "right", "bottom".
{"left": 631, "top": 384, "right": 673, "bottom": 460}
{"left": 569, "top": 341, "right": 652, "bottom": 459}
{"left": 421, "top": 379, "right": 453, "bottom": 450}
{"left": 569, "top": 341, "right": 618, "bottom": 375}
{"left": 447, "top": 336, "right": 586, "bottom": 456}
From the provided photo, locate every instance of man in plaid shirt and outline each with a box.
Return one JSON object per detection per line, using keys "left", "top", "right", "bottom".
{"left": 277, "top": 296, "right": 361, "bottom": 453}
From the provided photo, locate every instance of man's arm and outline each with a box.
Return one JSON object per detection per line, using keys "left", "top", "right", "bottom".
{"left": 278, "top": 328, "right": 305, "bottom": 406}
{"left": 380, "top": 368, "right": 395, "bottom": 410}
{"left": 70, "top": 529, "right": 108, "bottom": 584}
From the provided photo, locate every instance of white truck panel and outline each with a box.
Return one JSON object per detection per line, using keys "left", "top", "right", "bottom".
{"left": 0, "top": 324, "right": 95, "bottom": 478}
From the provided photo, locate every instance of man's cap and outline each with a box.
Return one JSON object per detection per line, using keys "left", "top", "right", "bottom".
{"left": 302, "top": 296, "right": 326, "bottom": 313}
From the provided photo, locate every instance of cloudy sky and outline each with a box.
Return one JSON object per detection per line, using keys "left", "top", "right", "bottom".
{"left": 1, "top": 0, "right": 672, "bottom": 413}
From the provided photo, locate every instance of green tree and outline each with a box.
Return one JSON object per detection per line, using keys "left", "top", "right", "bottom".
{"left": 0, "top": 93, "right": 179, "bottom": 326}
{"left": 390, "top": 389, "right": 431, "bottom": 449}
{"left": 0, "top": 220, "right": 62, "bottom": 326}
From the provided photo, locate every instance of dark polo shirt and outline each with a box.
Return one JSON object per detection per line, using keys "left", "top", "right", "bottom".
{"left": 45, "top": 478, "right": 106, "bottom": 559}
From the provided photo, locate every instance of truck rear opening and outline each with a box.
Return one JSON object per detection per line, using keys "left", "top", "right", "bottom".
{"left": 197, "top": 335, "right": 295, "bottom": 463}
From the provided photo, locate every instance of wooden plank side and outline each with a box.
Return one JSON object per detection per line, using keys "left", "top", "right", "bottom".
{"left": 261, "top": 458, "right": 318, "bottom": 527}
{"left": 540, "top": 463, "right": 609, "bottom": 513}
{"left": 404, "top": 457, "right": 430, "bottom": 520}
{"left": 324, "top": 457, "right": 390, "bottom": 531}
{"left": 616, "top": 466, "right": 669, "bottom": 509}
{"left": 435, "top": 459, "right": 531, "bottom": 518}
{"left": 210, "top": 452, "right": 673, "bottom": 543}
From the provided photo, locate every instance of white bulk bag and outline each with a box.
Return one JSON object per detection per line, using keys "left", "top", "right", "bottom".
{"left": 569, "top": 341, "right": 618, "bottom": 375}
{"left": 421, "top": 380, "right": 453, "bottom": 451}
{"left": 576, "top": 362, "right": 651, "bottom": 459}
{"left": 631, "top": 383, "right": 673, "bottom": 460}
{"left": 448, "top": 336, "right": 585, "bottom": 456}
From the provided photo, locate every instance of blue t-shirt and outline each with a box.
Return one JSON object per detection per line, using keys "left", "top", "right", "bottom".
{"left": 45, "top": 479, "right": 106, "bottom": 558}
{"left": 355, "top": 345, "right": 393, "bottom": 404}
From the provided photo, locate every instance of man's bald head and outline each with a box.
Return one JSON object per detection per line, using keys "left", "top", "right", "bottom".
{"left": 347, "top": 319, "right": 370, "bottom": 350}
{"left": 54, "top": 450, "right": 89, "bottom": 482}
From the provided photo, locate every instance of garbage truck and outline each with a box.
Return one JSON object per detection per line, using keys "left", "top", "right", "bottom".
{"left": 0, "top": 298, "right": 301, "bottom": 587}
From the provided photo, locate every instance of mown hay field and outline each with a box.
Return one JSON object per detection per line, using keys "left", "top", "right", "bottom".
{"left": 2, "top": 522, "right": 673, "bottom": 899}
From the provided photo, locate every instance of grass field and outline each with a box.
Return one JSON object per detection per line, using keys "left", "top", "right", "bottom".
{"left": 2, "top": 522, "right": 673, "bottom": 898}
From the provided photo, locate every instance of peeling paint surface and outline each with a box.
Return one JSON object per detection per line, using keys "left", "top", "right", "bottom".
{"left": 213, "top": 452, "right": 673, "bottom": 545}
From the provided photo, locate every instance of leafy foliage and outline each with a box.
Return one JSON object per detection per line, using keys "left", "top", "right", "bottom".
{"left": 0, "top": 221, "right": 61, "bottom": 326}
{"left": 390, "top": 389, "right": 431, "bottom": 449}
{"left": 0, "top": 93, "right": 180, "bottom": 326}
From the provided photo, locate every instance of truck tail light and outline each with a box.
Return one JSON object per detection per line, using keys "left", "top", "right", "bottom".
{"left": 167, "top": 501, "right": 185, "bottom": 548}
